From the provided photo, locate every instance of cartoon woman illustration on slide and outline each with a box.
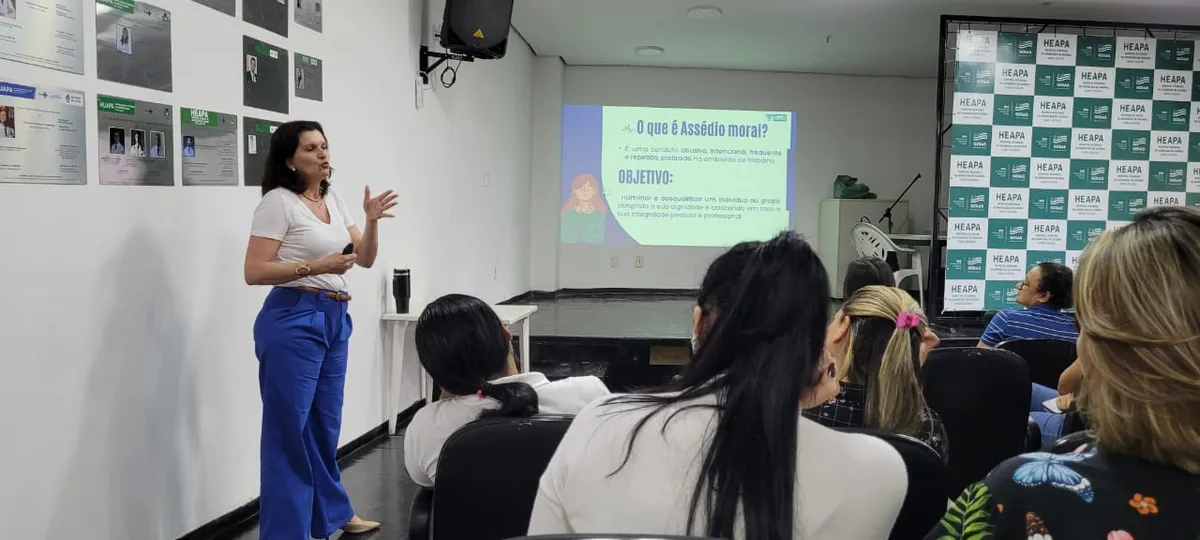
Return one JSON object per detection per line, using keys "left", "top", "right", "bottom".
{"left": 561, "top": 173, "right": 608, "bottom": 244}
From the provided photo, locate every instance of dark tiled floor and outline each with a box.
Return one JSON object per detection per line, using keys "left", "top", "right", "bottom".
{"left": 224, "top": 435, "right": 418, "bottom": 540}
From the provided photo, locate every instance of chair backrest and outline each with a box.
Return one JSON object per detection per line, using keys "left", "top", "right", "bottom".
{"left": 997, "top": 339, "right": 1077, "bottom": 389}
{"left": 833, "top": 428, "right": 947, "bottom": 540}
{"left": 431, "top": 415, "right": 574, "bottom": 540}
{"left": 922, "top": 347, "right": 1031, "bottom": 496}
{"left": 934, "top": 336, "right": 979, "bottom": 349}
{"left": 851, "top": 222, "right": 898, "bottom": 259}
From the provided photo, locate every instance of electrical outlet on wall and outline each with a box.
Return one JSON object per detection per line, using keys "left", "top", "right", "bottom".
{"left": 610, "top": 256, "right": 620, "bottom": 268}
{"left": 635, "top": 256, "right": 644, "bottom": 268}
{"left": 493, "top": 266, "right": 497, "bottom": 280}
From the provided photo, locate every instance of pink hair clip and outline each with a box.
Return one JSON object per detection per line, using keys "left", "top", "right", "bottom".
{"left": 476, "top": 390, "right": 484, "bottom": 398}
{"left": 896, "top": 312, "right": 921, "bottom": 329}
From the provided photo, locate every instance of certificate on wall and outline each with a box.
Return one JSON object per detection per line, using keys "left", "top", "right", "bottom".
{"left": 0, "top": 80, "right": 87, "bottom": 185}
{"left": 97, "top": 94, "right": 174, "bottom": 186}
{"left": 243, "top": 116, "right": 281, "bottom": 186}
{"left": 191, "top": 0, "right": 233, "bottom": 16}
{"left": 181, "top": 107, "right": 239, "bottom": 186}
{"left": 294, "top": 0, "right": 321, "bottom": 33}
{"left": 243, "top": 35, "right": 289, "bottom": 114}
{"left": 294, "top": 52, "right": 323, "bottom": 102}
{"left": 244, "top": 0, "right": 287, "bottom": 37}
{"left": 0, "top": 0, "right": 86, "bottom": 74}
{"left": 95, "top": 0, "right": 174, "bottom": 92}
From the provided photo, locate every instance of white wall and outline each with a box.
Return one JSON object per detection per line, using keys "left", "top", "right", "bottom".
{"left": 530, "top": 65, "right": 936, "bottom": 290}
{"left": 0, "top": 0, "right": 534, "bottom": 538}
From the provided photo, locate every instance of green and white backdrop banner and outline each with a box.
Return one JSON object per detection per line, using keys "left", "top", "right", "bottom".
{"left": 944, "top": 30, "right": 1200, "bottom": 311}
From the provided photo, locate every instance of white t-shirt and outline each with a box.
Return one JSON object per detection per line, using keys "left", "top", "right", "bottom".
{"left": 250, "top": 186, "right": 355, "bottom": 291}
{"left": 403, "top": 372, "right": 610, "bottom": 487}
{"left": 528, "top": 392, "right": 908, "bottom": 539}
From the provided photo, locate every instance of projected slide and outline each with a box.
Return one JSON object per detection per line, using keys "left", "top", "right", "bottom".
{"left": 561, "top": 105, "right": 795, "bottom": 247}
{"left": 944, "top": 31, "right": 1200, "bottom": 311}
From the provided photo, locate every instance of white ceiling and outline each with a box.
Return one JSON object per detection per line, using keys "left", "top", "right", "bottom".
{"left": 511, "top": 0, "right": 1200, "bottom": 77}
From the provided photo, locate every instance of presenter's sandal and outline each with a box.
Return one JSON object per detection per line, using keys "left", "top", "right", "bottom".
{"left": 341, "top": 516, "right": 381, "bottom": 534}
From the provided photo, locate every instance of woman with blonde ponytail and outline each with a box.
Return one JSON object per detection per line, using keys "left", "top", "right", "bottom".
{"left": 804, "top": 286, "right": 947, "bottom": 459}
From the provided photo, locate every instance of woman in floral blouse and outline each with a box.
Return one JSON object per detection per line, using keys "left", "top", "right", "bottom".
{"left": 927, "top": 206, "right": 1200, "bottom": 540}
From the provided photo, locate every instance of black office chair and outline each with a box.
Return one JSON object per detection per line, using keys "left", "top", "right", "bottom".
{"left": 922, "top": 347, "right": 1031, "bottom": 496}
{"left": 409, "top": 415, "right": 574, "bottom": 540}
{"left": 934, "top": 336, "right": 979, "bottom": 349}
{"left": 833, "top": 428, "right": 947, "bottom": 540}
{"left": 509, "top": 536, "right": 721, "bottom": 540}
{"left": 1045, "top": 430, "right": 1094, "bottom": 454}
{"left": 997, "top": 339, "right": 1077, "bottom": 389}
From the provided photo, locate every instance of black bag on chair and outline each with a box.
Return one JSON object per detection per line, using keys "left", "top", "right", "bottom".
{"left": 997, "top": 339, "right": 1077, "bottom": 389}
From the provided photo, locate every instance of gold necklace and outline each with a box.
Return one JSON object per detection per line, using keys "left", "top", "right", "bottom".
{"left": 301, "top": 191, "right": 323, "bottom": 204}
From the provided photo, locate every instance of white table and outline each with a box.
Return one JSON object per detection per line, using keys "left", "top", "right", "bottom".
{"left": 381, "top": 304, "right": 539, "bottom": 434}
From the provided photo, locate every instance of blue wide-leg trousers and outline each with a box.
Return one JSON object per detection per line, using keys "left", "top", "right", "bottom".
{"left": 254, "top": 287, "right": 355, "bottom": 539}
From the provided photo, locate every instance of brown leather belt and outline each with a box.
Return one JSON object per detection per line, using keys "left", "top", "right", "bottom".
{"left": 296, "top": 286, "right": 352, "bottom": 302}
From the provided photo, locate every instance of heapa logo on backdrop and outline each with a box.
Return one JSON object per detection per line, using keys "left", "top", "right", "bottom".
{"left": 1080, "top": 70, "right": 1108, "bottom": 81}
{"left": 1006, "top": 288, "right": 1020, "bottom": 303}
{"left": 1075, "top": 193, "right": 1102, "bottom": 204}
{"left": 1161, "top": 74, "right": 1187, "bottom": 85}
{"left": 1133, "top": 136, "right": 1148, "bottom": 152}
{"left": 970, "top": 194, "right": 987, "bottom": 207}
{"left": 1049, "top": 195, "right": 1067, "bottom": 212}
{"left": 1098, "top": 43, "right": 1114, "bottom": 54}
{"left": 1170, "top": 169, "right": 1186, "bottom": 182}
{"left": 967, "top": 256, "right": 984, "bottom": 271}
{"left": 1009, "top": 224, "right": 1026, "bottom": 238}
{"left": 1090, "top": 166, "right": 1107, "bottom": 183}
{"left": 1130, "top": 196, "right": 1146, "bottom": 210}
{"left": 1153, "top": 194, "right": 1183, "bottom": 205}
{"left": 1116, "top": 164, "right": 1143, "bottom": 175}
{"left": 1158, "top": 134, "right": 1184, "bottom": 146}
{"left": 961, "top": 96, "right": 987, "bottom": 108}
{"left": 1135, "top": 75, "right": 1152, "bottom": 88}
{"left": 1087, "top": 226, "right": 1105, "bottom": 239}
{"left": 1125, "top": 41, "right": 1150, "bottom": 52}
{"left": 1042, "top": 100, "right": 1067, "bottom": 111}
{"left": 1017, "top": 39, "right": 1035, "bottom": 55}
{"left": 953, "top": 221, "right": 982, "bottom": 232}
{"left": 1001, "top": 66, "right": 1030, "bottom": 78}
{"left": 1120, "top": 103, "right": 1146, "bottom": 113}
{"left": 951, "top": 284, "right": 980, "bottom": 294}
{"left": 1052, "top": 134, "right": 1070, "bottom": 151}
{"left": 1014, "top": 102, "right": 1031, "bottom": 113}
{"left": 1173, "top": 108, "right": 1188, "bottom": 123}
{"left": 1056, "top": 73, "right": 1072, "bottom": 84}
{"left": 1093, "top": 104, "right": 1110, "bottom": 118}
{"left": 973, "top": 131, "right": 988, "bottom": 144}
{"left": 1037, "top": 161, "right": 1061, "bottom": 172}
{"left": 1011, "top": 163, "right": 1028, "bottom": 176}
{"left": 1034, "top": 222, "right": 1061, "bottom": 234}
{"left": 1176, "top": 47, "right": 1192, "bottom": 63}
{"left": 190, "top": 108, "right": 210, "bottom": 125}
{"left": 993, "top": 253, "right": 1021, "bottom": 264}
{"left": 959, "top": 158, "right": 986, "bottom": 170}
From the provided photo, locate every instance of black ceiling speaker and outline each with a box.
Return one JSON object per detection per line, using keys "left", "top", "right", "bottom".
{"left": 440, "top": 0, "right": 515, "bottom": 59}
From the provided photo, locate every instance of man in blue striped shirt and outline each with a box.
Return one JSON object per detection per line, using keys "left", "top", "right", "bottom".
{"left": 977, "top": 262, "right": 1079, "bottom": 348}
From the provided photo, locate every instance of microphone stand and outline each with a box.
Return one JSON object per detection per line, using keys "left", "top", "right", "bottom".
{"left": 879, "top": 173, "right": 922, "bottom": 234}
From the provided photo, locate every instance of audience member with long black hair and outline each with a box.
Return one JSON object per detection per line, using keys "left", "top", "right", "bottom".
{"left": 528, "top": 231, "right": 907, "bottom": 539}
{"left": 404, "top": 294, "right": 609, "bottom": 487}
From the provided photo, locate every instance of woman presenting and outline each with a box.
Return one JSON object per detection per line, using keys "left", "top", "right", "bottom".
{"left": 243, "top": 120, "right": 397, "bottom": 539}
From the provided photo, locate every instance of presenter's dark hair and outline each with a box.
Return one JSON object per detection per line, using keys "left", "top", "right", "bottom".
{"left": 695, "top": 241, "right": 761, "bottom": 331}
{"left": 605, "top": 231, "right": 830, "bottom": 540}
{"left": 261, "top": 120, "right": 329, "bottom": 198}
{"left": 415, "top": 294, "right": 537, "bottom": 418}
{"left": 844, "top": 256, "right": 895, "bottom": 298}
{"left": 1035, "top": 261, "right": 1073, "bottom": 310}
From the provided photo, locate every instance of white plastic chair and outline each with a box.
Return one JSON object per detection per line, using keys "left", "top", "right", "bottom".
{"left": 850, "top": 222, "right": 924, "bottom": 309}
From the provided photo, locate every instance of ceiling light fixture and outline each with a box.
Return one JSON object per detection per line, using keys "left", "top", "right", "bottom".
{"left": 686, "top": 5, "right": 723, "bottom": 20}
{"left": 635, "top": 46, "right": 664, "bottom": 57}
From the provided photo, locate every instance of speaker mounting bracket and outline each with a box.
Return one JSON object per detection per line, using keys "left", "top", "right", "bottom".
{"left": 419, "top": 46, "right": 475, "bottom": 85}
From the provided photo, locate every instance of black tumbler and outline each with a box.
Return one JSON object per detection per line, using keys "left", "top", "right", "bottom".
{"left": 393, "top": 269, "right": 411, "bottom": 314}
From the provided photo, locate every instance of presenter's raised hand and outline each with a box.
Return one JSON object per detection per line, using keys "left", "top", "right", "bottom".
{"left": 363, "top": 185, "right": 399, "bottom": 222}
{"left": 315, "top": 252, "right": 358, "bottom": 275}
